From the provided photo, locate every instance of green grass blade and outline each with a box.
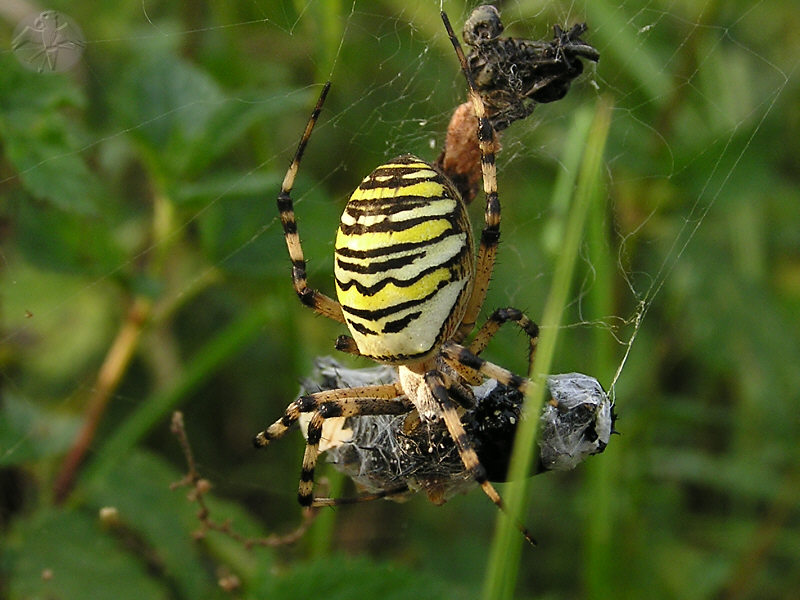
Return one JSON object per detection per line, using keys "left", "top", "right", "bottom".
{"left": 482, "top": 96, "right": 614, "bottom": 600}
{"left": 583, "top": 125, "right": 618, "bottom": 598}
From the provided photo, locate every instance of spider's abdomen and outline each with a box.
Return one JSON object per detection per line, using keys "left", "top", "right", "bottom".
{"left": 334, "top": 154, "right": 474, "bottom": 363}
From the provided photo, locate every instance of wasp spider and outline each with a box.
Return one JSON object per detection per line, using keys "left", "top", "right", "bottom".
{"left": 254, "top": 11, "right": 542, "bottom": 543}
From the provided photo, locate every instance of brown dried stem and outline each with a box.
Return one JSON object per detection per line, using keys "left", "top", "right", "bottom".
{"left": 53, "top": 296, "right": 151, "bottom": 503}
{"left": 169, "top": 411, "right": 318, "bottom": 549}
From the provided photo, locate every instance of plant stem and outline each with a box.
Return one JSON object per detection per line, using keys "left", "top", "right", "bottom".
{"left": 52, "top": 296, "right": 151, "bottom": 503}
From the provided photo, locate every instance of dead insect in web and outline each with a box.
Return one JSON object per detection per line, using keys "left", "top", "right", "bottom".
{"left": 296, "top": 358, "right": 617, "bottom": 506}
{"left": 463, "top": 4, "right": 599, "bottom": 131}
{"left": 437, "top": 5, "right": 599, "bottom": 203}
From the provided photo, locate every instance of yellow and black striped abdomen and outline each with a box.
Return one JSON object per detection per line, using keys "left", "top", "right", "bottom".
{"left": 334, "top": 154, "right": 474, "bottom": 363}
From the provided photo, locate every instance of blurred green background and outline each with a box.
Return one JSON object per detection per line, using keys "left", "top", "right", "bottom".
{"left": 1, "top": 1, "right": 798, "bottom": 599}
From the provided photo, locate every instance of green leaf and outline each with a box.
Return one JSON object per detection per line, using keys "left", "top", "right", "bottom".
{"left": 0, "top": 392, "right": 80, "bottom": 466}
{"left": 0, "top": 55, "right": 103, "bottom": 215}
{"left": 86, "top": 449, "right": 265, "bottom": 599}
{"left": 111, "top": 51, "right": 222, "bottom": 178}
{"left": 15, "top": 198, "right": 126, "bottom": 276}
{"left": 184, "top": 90, "right": 301, "bottom": 175}
{"left": 0, "top": 262, "right": 119, "bottom": 389}
{"left": 113, "top": 54, "right": 288, "bottom": 179}
{"left": 195, "top": 173, "right": 342, "bottom": 279}
{"left": 4, "top": 507, "right": 170, "bottom": 600}
{"left": 266, "top": 555, "right": 466, "bottom": 600}
{"left": 109, "top": 40, "right": 314, "bottom": 182}
{"left": 173, "top": 171, "right": 281, "bottom": 207}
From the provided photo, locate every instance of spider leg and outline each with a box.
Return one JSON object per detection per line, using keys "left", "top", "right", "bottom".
{"left": 298, "top": 394, "right": 413, "bottom": 507}
{"left": 452, "top": 307, "right": 539, "bottom": 386}
{"left": 440, "top": 340, "right": 530, "bottom": 395}
{"left": 470, "top": 307, "right": 540, "bottom": 367}
{"left": 425, "top": 370, "right": 536, "bottom": 545}
{"left": 441, "top": 12, "right": 502, "bottom": 343}
{"left": 253, "top": 383, "right": 403, "bottom": 448}
{"left": 277, "top": 82, "right": 347, "bottom": 324}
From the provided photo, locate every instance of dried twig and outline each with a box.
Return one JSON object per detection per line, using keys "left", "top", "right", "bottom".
{"left": 53, "top": 296, "right": 151, "bottom": 503}
{"left": 169, "top": 411, "right": 317, "bottom": 548}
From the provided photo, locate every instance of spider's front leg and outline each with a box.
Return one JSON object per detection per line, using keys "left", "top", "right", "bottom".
{"left": 276, "top": 82, "right": 346, "bottom": 325}
{"left": 439, "top": 11, "right": 503, "bottom": 344}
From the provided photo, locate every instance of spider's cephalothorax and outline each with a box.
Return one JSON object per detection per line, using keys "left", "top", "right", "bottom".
{"left": 254, "top": 11, "right": 553, "bottom": 545}
{"left": 334, "top": 155, "right": 474, "bottom": 364}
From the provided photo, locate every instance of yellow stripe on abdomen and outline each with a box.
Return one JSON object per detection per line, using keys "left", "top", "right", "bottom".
{"left": 334, "top": 154, "right": 474, "bottom": 363}
{"left": 336, "top": 266, "right": 453, "bottom": 312}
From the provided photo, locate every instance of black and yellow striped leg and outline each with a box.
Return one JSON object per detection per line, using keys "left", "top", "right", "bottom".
{"left": 277, "top": 82, "right": 346, "bottom": 324}
{"left": 298, "top": 394, "right": 414, "bottom": 507}
{"left": 440, "top": 341, "right": 531, "bottom": 396}
{"left": 441, "top": 12, "right": 502, "bottom": 344}
{"left": 452, "top": 307, "right": 539, "bottom": 385}
{"left": 252, "top": 383, "right": 404, "bottom": 448}
{"left": 424, "top": 370, "right": 536, "bottom": 546}
{"left": 470, "top": 307, "right": 540, "bottom": 369}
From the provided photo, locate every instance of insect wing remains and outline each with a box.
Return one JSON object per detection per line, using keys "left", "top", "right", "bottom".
{"left": 462, "top": 4, "right": 600, "bottom": 131}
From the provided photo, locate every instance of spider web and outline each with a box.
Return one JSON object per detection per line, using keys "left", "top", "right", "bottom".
{"left": 0, "top": 0, "right": 797, "bottom": 596}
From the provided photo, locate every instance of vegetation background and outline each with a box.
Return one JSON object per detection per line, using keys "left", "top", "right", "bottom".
{"left": 1, "top": 1, "right": 798, "bottom": 599}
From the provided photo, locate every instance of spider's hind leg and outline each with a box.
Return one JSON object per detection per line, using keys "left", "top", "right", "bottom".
{"left": 310, "top": 484, "right": 411, "bottom": 507}
{"left": 450, "top": 307, "right": 540, "bottom": 386}
{"left": 470, "top": 307, "right": 540, "bottom": 369}
{"left": 253, "top": 384, "right": 404, "bottom": 447}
